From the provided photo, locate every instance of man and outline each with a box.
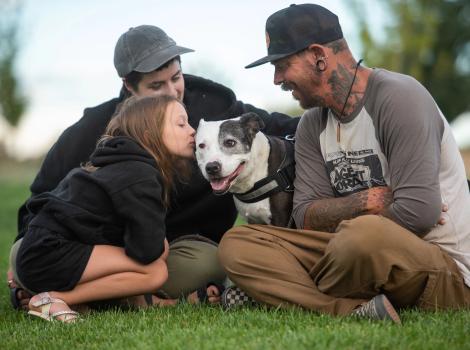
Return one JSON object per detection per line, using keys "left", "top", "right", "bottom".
{"left": 219, "top": 4, "right": 470, "bottom": 324}
{"left": 8, "top": 25, "right": 299, "bottom": 309}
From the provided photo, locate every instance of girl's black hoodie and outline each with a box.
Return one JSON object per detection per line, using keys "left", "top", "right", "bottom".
{"left": 18, "top": 75, "right": 299, "bottom": 244}
{"left": 27, "top": 136, "right": 166, "bottom": 265}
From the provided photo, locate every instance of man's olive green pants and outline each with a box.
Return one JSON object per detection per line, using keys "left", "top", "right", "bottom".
{"left": 219, "top": 215, "right": 470, "bottom": 316}
{"left": 10, "top": 235, "right": 225, "bottom": 298}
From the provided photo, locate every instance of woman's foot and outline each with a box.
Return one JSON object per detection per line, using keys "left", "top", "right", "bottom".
{"left": 129, "top": 284, "right": 223, "bottom": 308}
{"left": 28, "top": 292, "right": 79, "bottom": 323}
{"left": 10, "top": 287, "right": 32, "bottom": 311}
{"left": 123, "top": 294, "right": 178, "bottom": 308}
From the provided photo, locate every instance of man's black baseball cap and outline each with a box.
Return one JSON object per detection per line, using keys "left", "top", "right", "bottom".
{"left": 245, "top": 4, "right": 343, "bottom": 69}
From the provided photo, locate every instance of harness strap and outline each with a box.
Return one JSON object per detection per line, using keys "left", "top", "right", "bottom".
{"left": 235, "top": 135, "right": 295, "bottom": 204}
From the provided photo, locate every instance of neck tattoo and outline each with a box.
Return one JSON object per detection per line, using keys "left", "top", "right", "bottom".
{"left": 336, "top": 58, "right": 363, "bottom": 145}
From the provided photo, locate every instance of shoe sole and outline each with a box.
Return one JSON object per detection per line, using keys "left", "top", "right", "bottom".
{"left": 377, "top": 295, "right": 402, "bottom": 325}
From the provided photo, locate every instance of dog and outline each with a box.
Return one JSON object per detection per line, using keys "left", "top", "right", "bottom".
{"left": 195, "top": 112, "right": 295, "bottom": 227}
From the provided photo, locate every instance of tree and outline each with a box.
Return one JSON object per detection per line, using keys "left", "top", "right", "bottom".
{"left": 0, "top": 0, "right": 27, "bottom": 128}
{"left": 351, "top": 0, "right": 470, "bottom": 122}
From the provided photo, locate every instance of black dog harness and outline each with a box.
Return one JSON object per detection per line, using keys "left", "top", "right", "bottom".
{"left": 234, "top": 135, "right": 295, "bottom": 204}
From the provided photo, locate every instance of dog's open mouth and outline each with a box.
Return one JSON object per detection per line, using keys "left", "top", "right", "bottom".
{"left": 210, "top": 162, "right": 245, "bottom": 195}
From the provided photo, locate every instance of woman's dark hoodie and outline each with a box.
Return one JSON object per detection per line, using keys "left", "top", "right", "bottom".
{"left": 26, "top": 136, "right": 166, "bottom": 265}
{"left": 18, "top": 75, "right": 300, "bottom": 244}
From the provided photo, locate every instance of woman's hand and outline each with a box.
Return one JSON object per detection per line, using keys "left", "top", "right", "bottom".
{"left": 161, "top": 239, "right": 170, "bottom": 261}
{"left": 7, "top": 269, "right": 16, "bottom": 289}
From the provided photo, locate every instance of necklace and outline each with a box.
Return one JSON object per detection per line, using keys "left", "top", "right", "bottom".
{"left": 336, "top": 58, "right": 363, "bottom": 145}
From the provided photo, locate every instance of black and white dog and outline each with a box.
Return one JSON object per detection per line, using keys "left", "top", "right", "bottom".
{"left": 196, "top": 113, "right": 295, "bottom": 227}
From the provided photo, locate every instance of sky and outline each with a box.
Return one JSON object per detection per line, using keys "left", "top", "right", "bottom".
{"left": 1, "top": 0, "right": 469, "bottom": 159}
{"left": 0, "top": 0, "right": 362, "bottom": 159}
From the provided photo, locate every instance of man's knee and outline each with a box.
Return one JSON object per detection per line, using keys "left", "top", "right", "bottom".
{"left": 328, "top": 215, "right": 393, "bottom": 267}
{"left": 218, "top": 225, "right": 260, "bottom": 276}
{"left": 218, "top": 227, "right": 244, "bottom": 274}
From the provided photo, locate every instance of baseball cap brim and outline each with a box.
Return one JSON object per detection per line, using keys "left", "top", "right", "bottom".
{"left": 245, "top": 51, "right": 296, "bottom": 69}
{"left": 134, "top": 45, "right": 194, "bottom": 73}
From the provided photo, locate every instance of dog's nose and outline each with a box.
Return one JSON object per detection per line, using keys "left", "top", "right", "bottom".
{"left": 205, "top": 161, "right": 221, "bottom": 175}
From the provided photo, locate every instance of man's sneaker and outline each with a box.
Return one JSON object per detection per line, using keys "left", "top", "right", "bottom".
{"left": 351, "top": 294, "right": 401, "bottom": 324}
{"left": 221, "top": 286, "right": 258, "bottom": 310}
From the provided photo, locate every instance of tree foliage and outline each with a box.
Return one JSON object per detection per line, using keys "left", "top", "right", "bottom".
{"left": 351, "top": 0, "right": 470, "bottom": 122}
{"left": 0, "top": 1, "right": 27, "bottom": 128}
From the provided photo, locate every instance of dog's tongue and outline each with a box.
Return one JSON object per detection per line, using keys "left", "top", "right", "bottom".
{"left": 209, "top": 163, "right": 245, "bottom": 194}
{"left": 210, "top": 178, "right": 231, "bottom": 192}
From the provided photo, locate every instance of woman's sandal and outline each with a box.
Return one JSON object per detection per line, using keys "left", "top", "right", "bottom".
{"left": 193, "top": 282, "right": 225, "bottom": 304}
{"left": 28, "top": 292, "right": 79, "bottom": 323}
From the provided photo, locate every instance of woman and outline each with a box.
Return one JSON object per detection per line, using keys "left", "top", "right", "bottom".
{"left": 11, "top": 95, "right": 221, "bottom": 323}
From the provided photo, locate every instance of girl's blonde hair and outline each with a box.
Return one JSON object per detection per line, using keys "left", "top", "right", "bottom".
{"left": 85, "top": 95, "right": 191, "bottom": 206}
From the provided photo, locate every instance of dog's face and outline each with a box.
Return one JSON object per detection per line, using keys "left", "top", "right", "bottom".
{"left": 196, "top": 113, "right": 265, "bottom": 194}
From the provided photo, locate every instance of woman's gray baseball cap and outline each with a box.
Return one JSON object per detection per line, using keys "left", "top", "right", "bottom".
{"left": 245, "top": 4, "right": 343, "bottom": 68}
{"left": 114, "top": 25, "right": 194, "bottom": 77}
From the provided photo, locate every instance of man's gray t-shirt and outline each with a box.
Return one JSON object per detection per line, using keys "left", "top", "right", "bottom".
{"left": 293, "top": 68, "right": 470, "bottom": 286}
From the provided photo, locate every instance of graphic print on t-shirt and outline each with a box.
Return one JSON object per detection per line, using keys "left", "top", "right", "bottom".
{"left": 326, "top": 149, "right": 386, "bottom": 196}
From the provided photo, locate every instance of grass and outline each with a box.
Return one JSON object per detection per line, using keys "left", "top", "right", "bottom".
{"left": 1, "top": 179, "right": 470, "bottom": 349}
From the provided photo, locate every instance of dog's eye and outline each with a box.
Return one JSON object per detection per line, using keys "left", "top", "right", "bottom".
{"left": 198, "top": 143, "right": 206, "bottom": 149}
{"left": 224, "top": 139, "right": 237, "bottom": 148}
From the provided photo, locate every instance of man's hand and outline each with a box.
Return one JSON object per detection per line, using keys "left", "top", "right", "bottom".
{"left": 7, "top": 269, "right": 31, "bottom": 311}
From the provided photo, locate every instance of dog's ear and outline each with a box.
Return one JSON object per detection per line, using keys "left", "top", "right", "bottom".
{"left": 196, "top": 118, "right": 206, "bottom": 130}
{"left": 240, "top": 113, "right": 265, "bottom": 141}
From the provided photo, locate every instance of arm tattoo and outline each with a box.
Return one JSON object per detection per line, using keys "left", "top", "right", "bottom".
{"left": 304, "top": 191, "right": 368, "bottom": 232}
{"left": 303, "top": 187, "right": 393, "bottom": 232}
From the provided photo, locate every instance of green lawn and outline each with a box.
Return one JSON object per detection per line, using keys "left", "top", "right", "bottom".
{"left": 1, "top": 180, "right": 469, "bottom": 350}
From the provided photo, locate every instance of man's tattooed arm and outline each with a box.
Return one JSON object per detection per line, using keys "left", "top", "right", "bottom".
{"left": 303, "top": 187, "right": 393, "bottom": 232}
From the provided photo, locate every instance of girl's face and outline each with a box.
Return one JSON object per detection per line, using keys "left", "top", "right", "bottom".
{"left": 162, "top": 102, "right": 195, "bottom": 158}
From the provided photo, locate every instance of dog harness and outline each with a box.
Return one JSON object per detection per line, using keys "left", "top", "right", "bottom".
{"left": 234, "top": 135, "right": 295, "bottom": 204}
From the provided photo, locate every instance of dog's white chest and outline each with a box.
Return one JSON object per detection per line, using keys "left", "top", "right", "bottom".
{"left": 234, "top": 197, "right": 271, "bottom": 224}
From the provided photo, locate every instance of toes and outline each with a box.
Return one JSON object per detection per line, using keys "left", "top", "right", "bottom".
{"left": 208, "top": 295, "right": 221, "bottom": 304}
{"left": 20, "top": 299, "right": 30, "bottom": 309}
{"left": 18, "top": 289, "right": 31, "bottom": 300}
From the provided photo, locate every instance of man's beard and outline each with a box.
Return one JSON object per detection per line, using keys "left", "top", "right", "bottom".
{"left": 297, "top": 91, "right": 325, "bottom": 109}
{"left": 283, "top": 83, "right": 325, "bottom": 109}
{"left": 281, "top": 75, "right": 325, "bottom": 109}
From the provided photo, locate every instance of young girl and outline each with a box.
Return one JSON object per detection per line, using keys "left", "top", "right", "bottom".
{"left": 12, "top": 95, "right": 218, "bottom": 323}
